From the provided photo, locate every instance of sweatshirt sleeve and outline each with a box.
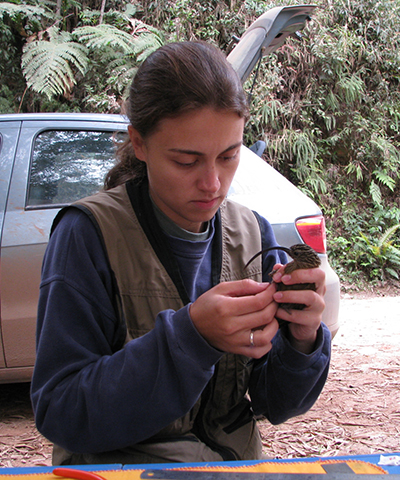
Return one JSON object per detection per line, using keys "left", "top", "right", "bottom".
{"left": 248, "top": 323, "right": 331, "bottom": 423}
{"left": 249, "top": 215, "right": 331, "bottom": 423}
{"left": 31, "top": 208, "right": 223, "bottom": 454}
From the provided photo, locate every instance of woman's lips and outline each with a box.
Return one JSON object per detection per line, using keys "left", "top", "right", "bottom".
{"left": 192, "top": 197, "right": 220, "bottom": 210}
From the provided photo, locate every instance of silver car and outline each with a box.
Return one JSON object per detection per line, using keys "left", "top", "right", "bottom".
{"left": 0, "top": 6, "right": 340, "bottom": 383}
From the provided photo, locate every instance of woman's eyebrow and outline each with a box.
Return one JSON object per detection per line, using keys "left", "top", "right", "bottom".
{"left": 168, "top": 148, "right": 205, "bottom": 156}
{"left": 168, "top": 142, "right": 242, "bottom": 157}
{"left": 221, "top": 141, "right": 243, "bottom": 153}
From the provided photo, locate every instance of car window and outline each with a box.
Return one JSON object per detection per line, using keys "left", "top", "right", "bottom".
{"left": 26, "top": 129, "right": 123, "bottom": 208}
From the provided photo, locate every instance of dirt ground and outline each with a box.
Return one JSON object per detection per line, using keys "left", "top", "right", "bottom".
{"left": 259, "top": 292, "right": 400, "bottom": 458}
{"left": 1, "top": 291, "right": 399, "bottom": 468}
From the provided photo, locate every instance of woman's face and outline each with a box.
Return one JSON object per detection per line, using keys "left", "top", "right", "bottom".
{"left": 129, "top": 107, "right": 245, "bottom": 233}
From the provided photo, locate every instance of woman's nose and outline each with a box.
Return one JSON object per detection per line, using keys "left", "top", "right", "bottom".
{"left": 197, "top": 166, "right": 220, "bottom": 192}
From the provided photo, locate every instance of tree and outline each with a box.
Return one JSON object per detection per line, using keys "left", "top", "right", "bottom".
{"left": 245, "top": 0, "right": 400, "bottom": 286}
{"left": 0, "top": 0, "right": 399, "bottom": 286}
{"left": 0, "top": 0, "right": 163, "bottom": 110}
{"left": 99, "top": 0, "right": 106, "bottom": 24}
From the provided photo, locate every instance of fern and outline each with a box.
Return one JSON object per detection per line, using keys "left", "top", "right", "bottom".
{"left": 373, "top": 169, "right": 396, "bottom": 191}
{"left": 73, "top": 23, "right": 163, "bottom": 59}
{"left": 0, "top": 2, "right": 47, "bottom": 19}
{"left": 22, "top": 28, "right": 88, "bottom": 99}
{"left": 345, "top": 162, "right": 364, "bottom": 182}
{"left": 379, "top": 224, "right": 400, "bottom": 249}
{"left": 371, "top": 133, "right": 400, "bottom": 159}
{"left": 133, "top": 31, "right": 164, "bottom": 62}
{"left": 74, "top": 24, "right": 163, "bottom": 100}
{"left": 0, "top": 1, "right": 53, "bottom": 38}
{"left": 73, "top": 24, "right": 136, "bottom": 53}
{"left": 104, "top": 57, "right": 138, "bottom": 93}
{"left": 358, "top": 223, "right": 400, "bottom": 281}
{"left": 369, "top": 180, "right": 382, "bottom": 205}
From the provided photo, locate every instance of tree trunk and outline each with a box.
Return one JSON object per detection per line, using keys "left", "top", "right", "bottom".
{"left": 99, "top": 0, "right": 106, "bottom": 25}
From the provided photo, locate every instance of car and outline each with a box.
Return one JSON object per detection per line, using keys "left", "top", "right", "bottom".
{"left": 0, "top": 113, "right": 340, "bottom": 384}
{"left": 0, "top": 6, "right": 340, "bottom": 384}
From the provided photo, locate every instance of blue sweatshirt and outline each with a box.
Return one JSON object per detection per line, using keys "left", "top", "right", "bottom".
{"left": 31, "top": 205, "right": 331, "bottom": 455}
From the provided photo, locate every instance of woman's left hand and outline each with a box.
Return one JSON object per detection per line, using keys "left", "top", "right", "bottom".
{"left": 271, "top": 265, "right": 326, "bottom": 354}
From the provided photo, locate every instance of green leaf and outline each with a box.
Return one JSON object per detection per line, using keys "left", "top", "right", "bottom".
{"left": 337, "top": 74, "right": 365, "bottom": 104}
{"left": 0, "top": 2, "right": 46, "bottom": 19}
{"left": 385, "top": 267, "right": 399, "bottom": 279}
{"left": 22, "top": 29, "right": 88, "bottom": 99}
{"left": 369, "top": 180, "right": 382, "bottom": 205}
{"left": 73, "top": 24, "right": 135, "bottom": 54}
{"left": 379, "top": 224, "right": 400, "bottom": 248}
{"left": 373, "top": 170, "right": 396, "bottom": 191}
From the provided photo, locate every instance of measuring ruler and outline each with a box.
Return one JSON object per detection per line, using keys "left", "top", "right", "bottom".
{"left": 140, "top": 463, "right": 399, "bottom": 480}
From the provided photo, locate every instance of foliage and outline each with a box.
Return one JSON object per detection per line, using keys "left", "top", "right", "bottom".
{"left": 0, "top": 0, "right": 164, "bottom": 111}
{"left": 358, "top": 224, "right": 400, "bottom": 282}
{"left": 241, "top": 0, "right": 400, "bottom": 288}
{"left": 327, "top": 200, "right": 400, "bottom": 287}
{"left": 22, "top": 28, "right": 88, "bottom": 99}
{"left": 1, "top": 0, "right": 400, "bottom": 288}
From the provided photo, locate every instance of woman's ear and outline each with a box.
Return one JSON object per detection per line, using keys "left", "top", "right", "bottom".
{"left": 128, "top": 125, "right": 147, "bottom": 162}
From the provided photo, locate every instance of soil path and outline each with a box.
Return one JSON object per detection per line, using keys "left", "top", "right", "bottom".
{"left": 259, "top": 294, "right": 400, "bottom": 458}
{"left": 1, "top": 294, "right": 400, "bottom": 467}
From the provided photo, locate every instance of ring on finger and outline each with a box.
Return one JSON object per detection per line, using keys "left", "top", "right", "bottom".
{"left": 249, "top": 330, "right": 255, "bottom": 347}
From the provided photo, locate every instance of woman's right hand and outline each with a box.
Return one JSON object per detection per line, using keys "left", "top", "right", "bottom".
{"left": 189, "top": 279, "right": 279, "bottom": 358}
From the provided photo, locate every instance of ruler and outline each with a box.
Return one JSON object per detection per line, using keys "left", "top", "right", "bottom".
{"left": 140, "top": 463, "right": 399, "bottom": 480}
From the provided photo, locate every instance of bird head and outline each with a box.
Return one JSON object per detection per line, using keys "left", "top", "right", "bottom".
{"left": 245, "top": 243, "right": 321, "bottom": 270}
{"left": 286, "top": 244, "right": 321, "bottom": 269}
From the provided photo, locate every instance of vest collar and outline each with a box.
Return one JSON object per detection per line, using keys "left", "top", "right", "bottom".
{"left": 125, "top": 179, "right": 223, "bottom": 304}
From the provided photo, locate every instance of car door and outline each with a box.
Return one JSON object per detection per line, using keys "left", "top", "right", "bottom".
{"left": 0, "top": 115, "right": 127, "bottom": 382}
{"left": 0, "top": 119, "right": 22, "bottom": 372}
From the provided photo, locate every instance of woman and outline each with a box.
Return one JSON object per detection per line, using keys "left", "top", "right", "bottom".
{"left": 31, "top": 41, "right": 330, "bottom": 465}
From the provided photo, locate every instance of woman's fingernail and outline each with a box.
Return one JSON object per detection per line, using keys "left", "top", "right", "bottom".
{"left": 273, "top": 272, "right": 282, "bottom": 282}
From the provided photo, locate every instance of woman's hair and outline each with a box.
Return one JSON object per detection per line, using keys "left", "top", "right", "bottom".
{"left": 105, "top": 41, "right": 249, "bottom": 189}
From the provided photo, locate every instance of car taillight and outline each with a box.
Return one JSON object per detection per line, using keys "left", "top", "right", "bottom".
{"left": 295, "top": 215, "right": 326, "bottom": 254}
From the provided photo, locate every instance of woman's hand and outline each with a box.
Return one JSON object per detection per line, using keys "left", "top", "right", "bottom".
{"left": 189, "top": 279, "right": 279, "bottom": 358}
{"left": 272, "top": 264, "right": 326, "bottom": 353}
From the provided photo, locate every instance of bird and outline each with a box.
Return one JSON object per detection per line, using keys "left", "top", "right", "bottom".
{"left": 245, "top": 243, "right": 321, "bottom": 321}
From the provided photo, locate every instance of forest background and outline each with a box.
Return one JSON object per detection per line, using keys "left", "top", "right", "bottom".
{"left": 1, "top": 0, "right": 400, "bottom": 292}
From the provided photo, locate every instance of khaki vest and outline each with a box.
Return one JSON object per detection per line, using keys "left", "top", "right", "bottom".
{"left": 55, "top": 182, "right": 264, "bottom": 464}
